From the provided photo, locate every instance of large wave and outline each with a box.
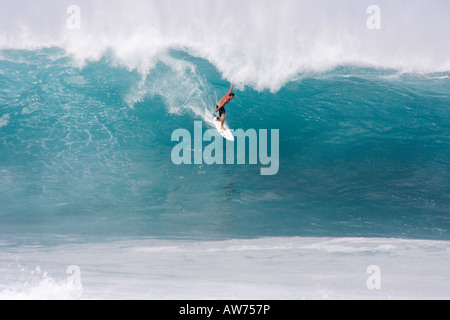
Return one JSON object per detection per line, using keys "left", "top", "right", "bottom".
{"left": 1, "top": 0, "right": 449, "bottom": 92}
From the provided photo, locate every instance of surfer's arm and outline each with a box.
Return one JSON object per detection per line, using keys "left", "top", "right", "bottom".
{"left": 228, "top": 84, "right": 234, "bottom": 95}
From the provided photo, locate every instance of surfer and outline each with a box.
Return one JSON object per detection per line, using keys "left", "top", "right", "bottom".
{"left": 214, "top": 84, "right": 235, "bottom": 130}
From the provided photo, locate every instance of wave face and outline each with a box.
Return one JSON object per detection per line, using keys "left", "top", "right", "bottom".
{"left": 0, "top": 46, "right": 449, "bottom": 241}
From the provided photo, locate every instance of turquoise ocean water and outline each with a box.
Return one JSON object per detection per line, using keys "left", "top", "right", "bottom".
{"left": 0, "top": 0, "right": 449, "bottom": 299}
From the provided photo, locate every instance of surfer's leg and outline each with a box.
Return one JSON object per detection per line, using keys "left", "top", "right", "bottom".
{"left": 221, "top": 114, "right": 226, "bottom": 130}
{"left": 216, "top": 107, "right": 222, "bottom": 121}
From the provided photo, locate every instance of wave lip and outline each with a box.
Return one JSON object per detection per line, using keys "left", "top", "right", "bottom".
{"left": 1, "top": 0, "right": 450, "bottom": 91}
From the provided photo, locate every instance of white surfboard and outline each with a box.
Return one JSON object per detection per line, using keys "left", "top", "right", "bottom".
{"left": 214, "top": 117, "right": 235, "bottom": 141}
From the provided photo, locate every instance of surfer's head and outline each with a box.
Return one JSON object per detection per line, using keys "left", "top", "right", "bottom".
{"left": 229, "top": 93, "right": 235, "bottom": 101}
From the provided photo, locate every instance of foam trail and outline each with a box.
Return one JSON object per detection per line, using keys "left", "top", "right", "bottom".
{"left": 124, "top": 53, "right": 217, "bottom": 123}
{"left": 1, "top": 0, "right": 449, "bottom": 91}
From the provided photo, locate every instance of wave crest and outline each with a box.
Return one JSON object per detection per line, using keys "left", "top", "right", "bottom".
{"left": 1, "top": 0, "right": 449, "bottom": 91}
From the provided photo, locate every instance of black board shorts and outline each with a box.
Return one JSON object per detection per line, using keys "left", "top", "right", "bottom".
{"left": 217, "top": 105, "right": 226, "bottom": 116}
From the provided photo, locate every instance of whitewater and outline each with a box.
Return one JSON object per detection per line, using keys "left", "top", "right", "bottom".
{"left": 0, "top": 0, "right": 449, "bottom": 299}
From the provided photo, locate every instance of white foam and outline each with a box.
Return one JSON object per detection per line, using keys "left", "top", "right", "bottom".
{"left": 0, "top": 114, "right": 10, "bottom": 128}
{"left": 1, "top": 237, "right": 448, "bottom": 299}
{"left": 0, "top": 266, "right": 83, "bottom": 300}
{"left": 0, "top": 278, "right": 83, "bottom": 300}
{"left": 1, "top": 0, "right": 449, "bottom": 92}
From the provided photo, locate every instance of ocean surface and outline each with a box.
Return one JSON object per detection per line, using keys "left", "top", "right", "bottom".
{"left": 0, "top": 0, "right": 449, "bottom": 299}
